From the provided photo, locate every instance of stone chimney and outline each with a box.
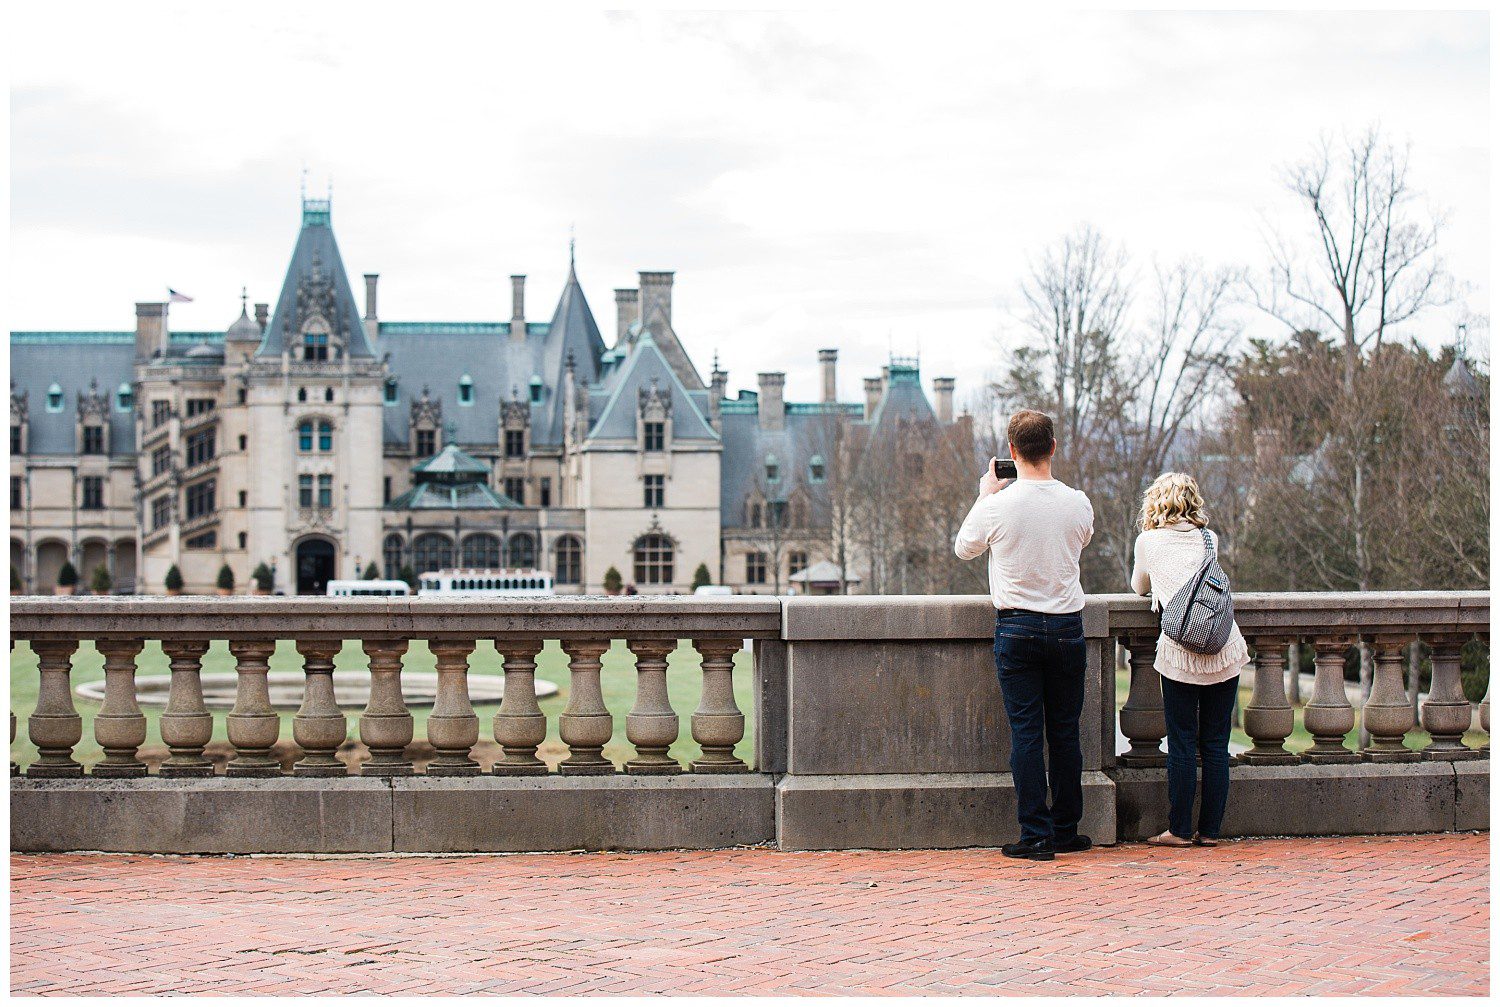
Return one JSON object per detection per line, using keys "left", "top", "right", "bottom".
{"left": 510, "top": 275, "right": 526, "bottom": 342}
{"left": 757, "top": 372, "right": 785, "bottom": 432}
{"left": 933, "top": 377, "right": 955, "bottom": 424}
{"left": 818, "top": 349, "right": 838, "bottom": 403}
{"left": 134, "top": 302, "right": 167, "bottom": 360}
{"left": 710, "top": 363, "right": 728, "bottom": 429}
{"left": 863, "top": 377, "right": 883, "bottom": 420}
{"left": 615, "top": 288, "right": 640, "bottom": 344}
{"left": 638, "top": 271, "right": 674, "bottom": 331}
{"left": 363, "top": 274, "right": 379, "bottom": 320}
{"left": 254, "top": 302, "right": 269, "bottom": 332}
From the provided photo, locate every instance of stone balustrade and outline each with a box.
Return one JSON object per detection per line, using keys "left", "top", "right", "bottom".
{"left": 8, "top": 592, "right": 1488, "bottom": 853}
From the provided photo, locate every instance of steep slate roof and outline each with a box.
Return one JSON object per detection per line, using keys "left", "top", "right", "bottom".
{"left": 9, "top": 334, "right": 137, "bottom": 454}
{"left": 533, "top": 262, "right": 607, "bottom": 448}
{"left": 866, "top": 361, "right": 937, "bottom": 433}
{"left": 585, "top": 332, "right": 718, "bottom": 443}
{"left": 380, "top": 327, "right": 545, "bottom": 447}
{"left": 386, "top": 443, "right": 520, "bottom": 510}
{"left": 256, "top": 199, "right": 375, "bottom": 359}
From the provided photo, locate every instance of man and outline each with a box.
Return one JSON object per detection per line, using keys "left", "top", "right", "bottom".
{"left": 954, "top": 409, "right": 1094, "bottom": 862}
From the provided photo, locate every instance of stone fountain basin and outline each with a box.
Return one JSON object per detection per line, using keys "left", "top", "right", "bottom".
{"left": 77, "top": 672, "right": 558, "bottom": 710}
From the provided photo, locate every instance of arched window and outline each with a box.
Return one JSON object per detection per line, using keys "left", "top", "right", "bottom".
{"left": 412, "top": 533, "right": 453, "bottom": 574}
{"left": 507, "top": 532, "right": 536, "bottom": 568}
{"left": 764, "top": 453, "right": 779, "bottom": 483}
{"left": 116, "top": 383, "right": 134, "bottom": 412}
{"left": 462, "top": 533, "right": 501, "bottom": 568}
{"left": 633, "top": 533, "right": 674, "bottom": 585}
{"left": 458, "top": 374, "right": 474, "bottom": 406}
{"left": 324, "top": 387, "right": 334, "bottom": 403}
{"left": 529, "top": 375, "right": 543, "bottom": 403}
{"left": 297, "top": 387, "right": 308, "bottom": 403}
{"left": 46, "top": 383, "right": 63, "bottom": 413}
{"left": 383, "top": 534, "right": 404, "bottom": 579}
{"left": 554, "top": 535, "right": 582, "bottom": 585}
{"left": 808, "top": 455, "right": 825, "bottom": 483}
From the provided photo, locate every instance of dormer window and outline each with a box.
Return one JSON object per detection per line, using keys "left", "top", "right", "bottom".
{"left": 81, "top": 425, "right": 105, "bottom": 455}
{"left": 765, "top": 454, "right": 780, "bottom": 483}
{"left": 46, "top": 383, "right": 63, "bottom": 413}
{"left": 415, "top": 429, "right": 436, "bottom": 457}
{"left": 529, "top": 376, "right": 543, "bottom": 404}
{"left": 809, "top": 455, "right": 826, "bottom": 483}
{"left": 644, "top": 421, "right": 665, "bottom": 452}
{"left": 116, "top": 383, "right": 134, "bottom": 412}
{"left": 303, "top": 331, "right": 329, "bottom": 361}
{"left": 458, "top": 375, "right": 474, "bottom": 406}
{"left": 384, "top": 378, "right": 399, "bottom": 406}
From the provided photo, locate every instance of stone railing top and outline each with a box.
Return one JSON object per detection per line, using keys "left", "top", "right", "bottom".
{"left": 781, "top": 592, "right": 1489, "bottom": 642}
{"left": 8, "top": 595, "right": 784, "bottom": 642}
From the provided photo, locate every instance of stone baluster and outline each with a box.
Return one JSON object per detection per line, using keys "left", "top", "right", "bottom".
{"left": 1479, "top": 679, "right": 1489, "bottom": 752}
{"left": 1362, "top": 636, "right": 1419, "bottom": 762}
{"left": 1117, "top": 635, "right": 1167, "bottom": 767}
{"left": 1302, "top": 637, "right": 1359, "bottom": 763}
{"left": 1420, "top": 637, "right": 1479, "bottom": 761}
{"left": 360, "top": 640, "right": 414, "bottom": 776}
{"left": 558, "top": 640, "right": 615, "bottom": 775}
{"left": 426, "top": 640, "right": 480, "bottom": 776}
{"left": 226, "top": 640, "right": 280, "bottom": 777}
{"left": 27, "top": 639, "right": 84, "bottom": 778}
{"left": 1240, "top": 637, "right": 1298, "bottom": 764}
{"left": 292, "top": 640, "right": 347, "bottom": 776}
{"left": 493, "top": 639, "right": 548, "bottom": 775}
{"left": 691, "top": 638, "right": 748, "bottom": 773}
{"left": 159, "top": 640, "right": 215, "bottom": 778}
{"left": 10, "top": 707, "right": 17, "bottom": 776}
{"left": 93, "top": 638, "right": 148, "bottom": 778}
{"left": 625, "top": 639, "right": 680, "bottom": 775}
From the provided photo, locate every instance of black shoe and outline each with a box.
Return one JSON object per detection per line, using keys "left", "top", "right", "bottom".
{"left": 1001, "top": 839, "right": 1055, "bottom": 861}
{"left": 1054, "top": 835, "right": 1093, "bottom": 854}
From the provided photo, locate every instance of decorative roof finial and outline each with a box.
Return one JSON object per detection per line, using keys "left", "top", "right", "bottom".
{"left": 568, "top": 224, "right": 576, "bottom": 273}
{"left": 240, "top": 286, "right": 248, "bottom": 313}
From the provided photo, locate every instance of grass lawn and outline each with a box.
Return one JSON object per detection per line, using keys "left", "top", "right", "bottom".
{"left": 9, "top": 640, "right": 755, "bottom": 772}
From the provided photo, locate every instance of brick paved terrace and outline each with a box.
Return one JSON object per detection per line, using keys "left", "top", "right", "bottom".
{"left": 9, "top": 834, "right": 1488, "bottom": 996}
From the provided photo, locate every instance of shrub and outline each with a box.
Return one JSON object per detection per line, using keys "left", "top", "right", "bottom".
{"left": 57, "top": 561, "right": 78, "bottom": 587}
{"left": 363, "top": 562, "right": 380, "bottom": 580}
{"left": 11, "top": 564, "right": 21, "bottom": 592}
{"left": 691, "top": 563, "right": 712, "bottom": 589}
{"left": 90, "top": 564, "right": 113, "bottom": 594}
{"left": 603, "top": 566, "right": 623, "bottom": 593}
{"left": 251, "top": 562, "right": 274, "bottom": 591}
{"left": 216, "top": 564, "right": 235, "bottom": 591}
{"left": 164, "top": 565, "right": 184, "bottom": 592}
{"left": 399, "top": 564, "right": 417, "bottom": 589}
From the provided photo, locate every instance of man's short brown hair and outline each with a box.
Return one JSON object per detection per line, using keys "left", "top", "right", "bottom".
{"left": 1007, "top": 409, "right": 1055, "bottom": 464}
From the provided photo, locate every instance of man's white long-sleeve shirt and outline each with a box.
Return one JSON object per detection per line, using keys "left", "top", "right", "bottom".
{"left": 953, "top": 477, "right": 1094, "bottom": 614}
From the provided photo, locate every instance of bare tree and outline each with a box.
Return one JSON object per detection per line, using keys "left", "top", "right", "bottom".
{"left": 800, "top": 405, "right": 861, "bottom": 594}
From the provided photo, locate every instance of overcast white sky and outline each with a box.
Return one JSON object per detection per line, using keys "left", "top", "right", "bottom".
{"left": 9, "top": 6, "right": 1489, "bottom": 404}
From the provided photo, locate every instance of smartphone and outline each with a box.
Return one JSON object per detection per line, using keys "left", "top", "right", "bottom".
{"left": 992, "top": 457, "right": 1017, "bottom": 481}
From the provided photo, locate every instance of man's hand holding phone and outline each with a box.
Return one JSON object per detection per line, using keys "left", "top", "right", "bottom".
{"left": 981, "top": 456, "right": 1017, "bottom": 495}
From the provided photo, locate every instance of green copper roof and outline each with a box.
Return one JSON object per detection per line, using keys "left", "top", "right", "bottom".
{"left": 11, "top": 332, "right": 134, "bottom": 344}
{"left": 384, "top": 480, "right": 521, "bottom": 510}
{"left": 412, "top": 443, "right": 492, "bottom": 476}
{"left": 379, "top": 321, "right": 551, "bottom": 337}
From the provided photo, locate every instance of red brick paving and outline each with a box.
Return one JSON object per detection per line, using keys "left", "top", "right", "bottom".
{"left": 9, "top": 834, "right": 1489, "bottom": 996}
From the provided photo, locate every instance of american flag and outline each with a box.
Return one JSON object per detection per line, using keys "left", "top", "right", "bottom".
{"left": 167, "top": 288, "right": 194, "bottom": 303}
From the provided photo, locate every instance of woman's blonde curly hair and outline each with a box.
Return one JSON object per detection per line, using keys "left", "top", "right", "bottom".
{"left": 1139, "top": 472, "right": 1208, "bottom": 531}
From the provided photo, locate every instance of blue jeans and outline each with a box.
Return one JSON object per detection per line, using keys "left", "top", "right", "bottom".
{"left": 1160, "top": 674, "right": 1239, "bottom": 840}
{"left": 993, "top": 610, "right": 1087, "bottom": 843}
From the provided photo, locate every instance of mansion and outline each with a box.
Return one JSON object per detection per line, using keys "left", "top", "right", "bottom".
{"left": 9, "top": 198, "right": 965, "bottom": 595}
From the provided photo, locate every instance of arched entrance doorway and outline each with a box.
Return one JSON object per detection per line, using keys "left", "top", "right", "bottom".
{"left": 295, "top": 538, "right": 337, "bottom": 595}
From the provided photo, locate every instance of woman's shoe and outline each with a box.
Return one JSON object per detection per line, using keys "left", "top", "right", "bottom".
{"left": 1145, "top": 830, "right": 1193, "bottom": 847}
{"left": 1192, "top": 834, "right": 1219, "bottom": 847}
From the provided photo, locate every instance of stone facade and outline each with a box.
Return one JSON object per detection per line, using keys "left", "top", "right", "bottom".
{"left": 9, "top": 197, "right": 961, "bottom": 596}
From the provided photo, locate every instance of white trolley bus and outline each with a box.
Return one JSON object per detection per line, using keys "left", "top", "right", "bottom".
{"left": 417, "top": 568, "right": 556, "bottom": 598}
{"left": 326, "top": 579, "right": 412, "bottom": 597}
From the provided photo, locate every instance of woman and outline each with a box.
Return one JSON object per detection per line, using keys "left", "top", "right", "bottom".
{"left": 1130, "top": 472, "right": 1248, "bottom": 848}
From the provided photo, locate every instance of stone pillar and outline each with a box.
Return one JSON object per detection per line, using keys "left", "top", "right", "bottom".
{"left": 1362, "top": 636, "right": 1419, "bottom": 762}
{"left": 1286, "top": 641, "right": 1302, "bottom": 705}
{"left": 818, "top": 349, "right": 838, "bottom": 404}
{"left": 158, "top": 640, "right": 214, "bottom": 778}
{"left": 1420, "top": 638, "right": 1479, "bottom": 761}
{"left": 559, "top": 640, "right": 614, "bottom": 775}
{"left": 863, "top": 377, "right": 882, "bottom": 420}
{"left": 426, "top": 640, "right": 480, "bottom": 776}
{"left": 614, "top": 288, "right": 640, "bottom": 343}
{"left": 1302, "top": 637, "right": 1359, "bottom": 763}
{"left": 625, "top": 639, "right": 680, "bottom": 775}
{"left": 933, "top": 377, "right": 955, "bottom": 424}
{"left": 757, "top": 373, "right": 785, "bottom": 432}
{"left": 93, "top": 638, "right": 148, "bottom": 778}
{"left": 1117, "top": 635, "right": 1166, "bottom": 767}
{"left": 493, "top": 639, "right": 548, "bottom": 775}
{"left": 360, "top": 640, "right": 414, "bottom": 776}
{"left": 1240, "top": 637, "right": 1298, "bottom": 764}
{"left": 28, "top": 640, "right": 83, "bottom": 778}
{"left": 226, "top": 640, "right": 280, "bottom": 777}
{"left": 690, "top": 639, "right": 747, "bottom": 773}
{"left": 292, "top": 640, "right": 347, "bottom": 776}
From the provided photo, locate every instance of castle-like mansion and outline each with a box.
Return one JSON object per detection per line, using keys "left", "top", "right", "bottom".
{"left": 9, "top": 198, "right": 962, "bottom": 595}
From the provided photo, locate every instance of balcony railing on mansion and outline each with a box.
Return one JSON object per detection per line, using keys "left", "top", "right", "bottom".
{"left": 8, "top": 591, "right": 1489, "bottom": 852}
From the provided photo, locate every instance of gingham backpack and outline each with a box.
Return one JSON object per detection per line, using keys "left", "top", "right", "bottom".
{"left": 1160, "top": 528, "right": 1235, "bottom": 655}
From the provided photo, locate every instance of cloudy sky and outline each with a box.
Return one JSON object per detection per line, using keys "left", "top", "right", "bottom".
{"left": 9, "top": 6, "right": 1488, "bottom": 405}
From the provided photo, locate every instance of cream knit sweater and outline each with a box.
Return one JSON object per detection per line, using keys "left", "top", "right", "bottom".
{"left": 1130, "top": 522, "right": 1249, "bottom": 685}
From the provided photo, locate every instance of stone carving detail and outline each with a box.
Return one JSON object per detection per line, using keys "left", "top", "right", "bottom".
{"left": 290, "top": 253, "right": 345, "bottom": 357}
{"left": 638, "top": 377, "right": 672, "bottom": 418}
{"left": 501, "top": 396, "right": 531, "bottom": 428}
{"left": 77, "top": 379, "right": 109, "bottom": 420}
{"left": 411, "top": 385, "right": 442, "bottom": 428}
{"left": 11, "top": 382, "right": 28, "bottom": 423}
